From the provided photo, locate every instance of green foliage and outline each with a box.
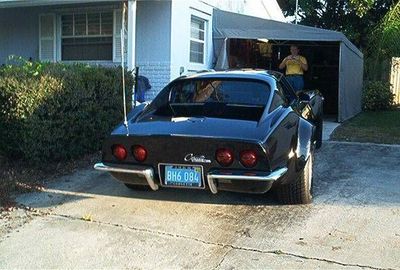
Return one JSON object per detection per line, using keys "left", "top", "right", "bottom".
{"left": 378, "top": 1, "right": 400, "bottom": 55}
{"left": 277, "top": 0, "right": 393, "bottom": 48}
{"left": 0, "top": 60, "right": 133, "bottom": 164}
{"left": 5, "top": 55, "right": 48, "bottom": 76}
{"left": 364, "top": 57, "right": 392, "bottom": 81}
{"left": 349, "top": 0, "right": 375, "bottom": 16}
{"left": 362, "top": 81, "right": 394, "bottom": 111}
{"left": 366, "top": 1, "right": 400, "bottom": 80}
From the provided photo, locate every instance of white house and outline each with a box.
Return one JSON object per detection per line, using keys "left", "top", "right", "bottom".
{"left": 0, "top": 0, "right": 284, "bottom": 99}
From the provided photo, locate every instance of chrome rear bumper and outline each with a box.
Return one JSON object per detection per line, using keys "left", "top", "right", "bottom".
{"left": 94, "top": 162, "right": 287, "bottom": 194}
{"left": 94, "top": 162, "right": 159, "bottom": 191}
{"left": 206, "top": 167, "right": 288, "bottom": 194}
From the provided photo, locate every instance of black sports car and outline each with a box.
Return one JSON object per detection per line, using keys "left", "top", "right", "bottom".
{"left": 94, "top": 70, "right": 323, "bottom": 204}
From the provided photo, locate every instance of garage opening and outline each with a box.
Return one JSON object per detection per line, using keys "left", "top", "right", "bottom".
{"left": 227, "top": 39, "right": 340, "bottom": 118}
{"left": 212, "top": 9, "right": 363, "bottom": 122}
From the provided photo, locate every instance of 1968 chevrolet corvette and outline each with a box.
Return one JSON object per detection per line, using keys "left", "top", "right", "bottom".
{"left": 94, "top": 70, "right": 323, "bottom": 204}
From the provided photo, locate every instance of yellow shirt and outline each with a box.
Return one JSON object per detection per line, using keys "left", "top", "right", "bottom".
{"left": 286, "top": 56, "right": 307, "bottom": 75}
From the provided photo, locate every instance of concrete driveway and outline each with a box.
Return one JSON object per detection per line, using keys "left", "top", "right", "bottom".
{"left": 0, "top": 141, "right": 399, "bottom": 269}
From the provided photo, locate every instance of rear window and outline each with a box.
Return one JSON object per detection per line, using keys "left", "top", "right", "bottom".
{"left": 169, "top": 79, "right": 271, "bottom": 106}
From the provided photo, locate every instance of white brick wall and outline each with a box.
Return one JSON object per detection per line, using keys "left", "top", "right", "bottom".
{"left": 136, "top": 61, "right": 171, "bottom": 101}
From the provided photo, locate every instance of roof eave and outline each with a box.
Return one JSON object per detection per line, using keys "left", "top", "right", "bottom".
{"left": 0, "top": 0, "right": 122, "bottom": 8}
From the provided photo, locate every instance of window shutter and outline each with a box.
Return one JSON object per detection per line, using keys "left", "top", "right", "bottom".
{"left": 113, "top": 9, "right": 127, "bottom": 63}
{"left": 39, "top": 14, "right": 56, "bottom": 62}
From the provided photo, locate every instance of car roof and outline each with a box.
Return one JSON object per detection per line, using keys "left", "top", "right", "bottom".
{"left": 175, "top": 69, "right": 283, "bottom": 82}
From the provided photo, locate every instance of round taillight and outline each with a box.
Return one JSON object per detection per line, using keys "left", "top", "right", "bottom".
{"left": 112, "top": 144, "right": 127, "bottom": 161}
{"left": 240, "top": 150, "right": 258, "bottom": 168}
{"left": 216, "top": 148, "right": 234, "bottom": 167}
{"left": 133, "top": 145, "right": 147, "bottom": 162}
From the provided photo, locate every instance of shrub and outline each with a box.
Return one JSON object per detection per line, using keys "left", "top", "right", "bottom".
{"left": 362, "top": 81, "right": 394, "bottom": 111}
{"left": 0, "top": 60, "right": 133, "bottom": 164}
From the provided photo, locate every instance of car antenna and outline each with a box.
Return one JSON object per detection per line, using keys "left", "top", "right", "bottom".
{"left": 134, "top": 66, "right": 139, "bottom": 109}
{"left": 121, "top": 2, "right": 129, "bottom": 136}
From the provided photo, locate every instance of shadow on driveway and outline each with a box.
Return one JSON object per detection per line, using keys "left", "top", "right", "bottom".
{"left": 16, "top": 141, "right": 400, "bottom": 209}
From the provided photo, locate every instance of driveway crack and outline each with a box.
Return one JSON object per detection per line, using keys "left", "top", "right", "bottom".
{"left": 213, "top": 247, "right": 233, "bottom": 270}
{"left": 49, "top": 213, "right": 394, "bottom": 270}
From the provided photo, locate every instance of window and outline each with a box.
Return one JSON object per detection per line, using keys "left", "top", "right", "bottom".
{"left": 269, "top": 94, "right": 285, "bottom": 112}
{"left": 269, "top": 83, "right": 290, "bottom": 112}
{"left": 169, "top": 79, "right": 270, "bottom": 105}
{"left": 161, "top": 79, "right": 270, "bottom": 121}
{"left": 279, "top": 79, "right": 297, "bottom": 102}
{"left": 61, "top": 12, "right": 113, "bottom": 61}
{"left": 277, "top": 82, "right": 289, "bottom": 104}
{"left": 190, "top": 16, "right": 206, "bottom": 64}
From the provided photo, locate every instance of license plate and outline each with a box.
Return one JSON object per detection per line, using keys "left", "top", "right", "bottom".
{"left": 163, "top": 165, "right": 203, "bottom": 188}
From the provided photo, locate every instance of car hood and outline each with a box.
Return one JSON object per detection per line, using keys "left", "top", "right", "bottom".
{"left": 111, "top": 116, "right": 270, "bottom": 142}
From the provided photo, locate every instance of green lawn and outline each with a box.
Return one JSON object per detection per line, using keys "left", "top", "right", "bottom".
{"left": 331, "top": 110, "right": 400, "bottom": 144}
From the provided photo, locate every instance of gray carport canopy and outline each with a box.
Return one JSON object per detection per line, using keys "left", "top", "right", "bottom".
{"left": 212, "top": 9, "right": 364, "bottom": 122}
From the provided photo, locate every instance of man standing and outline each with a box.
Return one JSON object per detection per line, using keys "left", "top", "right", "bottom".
{"left": 279, "top": 45, "right": 308, "bottom": 92}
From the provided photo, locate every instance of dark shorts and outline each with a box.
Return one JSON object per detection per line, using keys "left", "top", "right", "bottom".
{"left": 286, "top": 75, "right": 304, "bottom": 92}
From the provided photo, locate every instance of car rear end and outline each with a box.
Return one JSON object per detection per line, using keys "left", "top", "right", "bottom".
{"left": 96, "top": 134, "right": 288, "bottom": 194}
{"left": 95, "top": 71, "right": 289, "bottom": 194}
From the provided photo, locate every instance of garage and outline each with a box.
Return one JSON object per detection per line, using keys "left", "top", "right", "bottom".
{"left": 212, "top": 9, "right": 364, "bottom": 122}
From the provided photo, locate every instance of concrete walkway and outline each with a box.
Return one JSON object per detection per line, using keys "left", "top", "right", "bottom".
{"left": 323, "top": 120, "right": 341, "bottom": 141}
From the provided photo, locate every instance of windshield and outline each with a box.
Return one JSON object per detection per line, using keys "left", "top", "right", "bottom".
{"left": 169, "top": 79, "right": 271, "bottom": 106}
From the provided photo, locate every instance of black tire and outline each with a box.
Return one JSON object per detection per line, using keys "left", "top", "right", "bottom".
{"left": 276, "top": 153, "right": 313, "bottom": 205}
{"left": 124, "top": 183, "right": 151, "bottom": 191}
{"left": 315, "top": 118, "right": 323, "bottom": 149}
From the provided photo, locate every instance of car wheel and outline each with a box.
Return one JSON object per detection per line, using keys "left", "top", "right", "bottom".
{"left": 124, "top": 183, "right": 151, "bottom": 191}
{"left": 315, "top": 118, "right": 323, "bottom": 149}
{"left": 276, "top": 152, "right": 313, "bottom": 205}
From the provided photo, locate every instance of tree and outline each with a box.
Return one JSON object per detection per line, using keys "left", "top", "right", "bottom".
{"left": 277, "top": 0, "right": 393, "bottom": 49}
{"left": 366, "top": 1, "right": 400, "bottom": 79}
{"left": 372, "top": 1, "right": 400, "bottom": 57}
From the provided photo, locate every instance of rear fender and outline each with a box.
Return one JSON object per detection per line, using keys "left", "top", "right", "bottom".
{"left": 295, "top": 118, "right": 315, "bottom": 169}
{"left": 275, "top": 117, "right": 314, "bottom": 186}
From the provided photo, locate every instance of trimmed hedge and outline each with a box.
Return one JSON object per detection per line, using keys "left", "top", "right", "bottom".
{"left": 0, "top": 60, "right": 133, "bottom": 164}
{"left": 362, "top": 81, "right": 394, "bottom": 111}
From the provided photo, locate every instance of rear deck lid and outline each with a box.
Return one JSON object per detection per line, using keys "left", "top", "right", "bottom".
{"left": 112, "top": 116, "right": 269, "bottom": 142}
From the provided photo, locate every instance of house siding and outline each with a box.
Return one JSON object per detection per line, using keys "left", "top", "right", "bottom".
{"left": 0, "top": 2, "right": 121, "bottom": 65}
{"left": 137, "top": 61, "right": 171, "bottom": 101}
{"left": 0, "top": 0, "right": 285, "bottom": 102}
{"left": 136, "top": 0, "right": 171, "bottom": 100}
{"left": 0, "top": 7, "right": 43, "bottom": 63}
{"left": 140, "top": 0, "right": 284, "bottom": 101}
{"left": 169, "top": 0, "right": 213, "bottom": 80}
